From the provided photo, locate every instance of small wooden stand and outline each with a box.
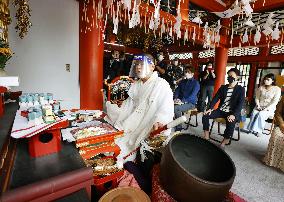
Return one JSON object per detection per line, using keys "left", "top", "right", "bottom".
{"left": 28, "top": 120, "right": 69, "bottom": 157}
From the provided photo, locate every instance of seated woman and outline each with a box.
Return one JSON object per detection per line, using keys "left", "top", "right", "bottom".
{"left": 263, "top": 96, "right": 284, "bottom": 172}
{"left": 246, "top": 74, "right": 281, "bottom": 137}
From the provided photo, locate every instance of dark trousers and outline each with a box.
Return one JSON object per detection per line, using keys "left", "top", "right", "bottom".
{"left": 202, "top": 109, "right": 237, "bottom": 139}
{"left": 199, "top": 85, "right": 214, "bottom": 112}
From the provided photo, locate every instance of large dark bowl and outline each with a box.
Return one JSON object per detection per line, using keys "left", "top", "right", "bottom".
{"left": 160, "top": 134, "right": 236, "bottom": 202}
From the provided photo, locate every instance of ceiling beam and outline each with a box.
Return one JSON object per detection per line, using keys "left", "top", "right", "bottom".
{"left": 252, "top": 0, "right": 284, "bottom": 12}
{"left": 228, "top": 54, "right": 284, "bottom": 62}
{"left": 165, "top": 43, "right": 204, "bottom": 53}
{"left": 188, "top": 0, "right": 226, "bottom": 12}
{"left": 230, "top": 32, "right": 283, "bottom": 48}
{"left": 172, "top": 53, "right": 284, "bottom": 63}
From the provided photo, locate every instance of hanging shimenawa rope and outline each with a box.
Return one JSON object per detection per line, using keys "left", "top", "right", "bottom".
{"left": 13, "top": 0, "right": 32, "bottom": 39}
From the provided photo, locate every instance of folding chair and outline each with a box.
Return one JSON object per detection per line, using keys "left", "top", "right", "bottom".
{"left": 262, "top": 117, "right": 274, "bottom": 135}
{"left": 209, "top": 118, "right": 242, "bottom": 145}
{"left": 183, "top": 108, "right": 199, "bottom": 130}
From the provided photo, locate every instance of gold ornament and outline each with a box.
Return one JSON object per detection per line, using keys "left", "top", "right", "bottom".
{"left": 13, "top": 0, "right": 32, "bottom": 39}
{"left": 143, "top": 32, "right": 163, "bottom": 55}
{"left": 0, "top": 0, "right": 11, "bottom": 42}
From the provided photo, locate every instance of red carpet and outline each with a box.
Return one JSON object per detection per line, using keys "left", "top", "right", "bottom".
{"left": 151, "top": 165, "right": 246, "bottom": 202}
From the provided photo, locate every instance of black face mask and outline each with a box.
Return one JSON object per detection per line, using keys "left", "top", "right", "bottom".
{"left": 227, "top": 76, "right": 235, "bottom": 84}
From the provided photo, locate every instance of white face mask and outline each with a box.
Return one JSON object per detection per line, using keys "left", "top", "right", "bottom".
{"left": 173, "top": 61, "right": 178, "bottom": 66}
{"left": 264, "top": 79, "right": 273, "bottom": 86}
{"left": 185, "top": 73, "right": 193, "bottom": 79}
{"left": 158, "top": 55, "right": 164, "bottom": 61}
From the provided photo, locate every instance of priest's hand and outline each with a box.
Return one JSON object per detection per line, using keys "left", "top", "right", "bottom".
{"left": 149, "top": 122, "right": 164, "bottom": 138}
{"left": 152, "top": 122, "right": 164, "bottom": 131}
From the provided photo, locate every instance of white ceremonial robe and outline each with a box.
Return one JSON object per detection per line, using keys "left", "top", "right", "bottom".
{"left": 105, "top": 71, "right": 174, "bottom": 162}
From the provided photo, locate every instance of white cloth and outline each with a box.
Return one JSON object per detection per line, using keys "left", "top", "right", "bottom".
{"left": 11, "top": 110, "right": 67, "bottom": 139}
{"left": 105, "top": 72, "right": 174, "bottom": 162}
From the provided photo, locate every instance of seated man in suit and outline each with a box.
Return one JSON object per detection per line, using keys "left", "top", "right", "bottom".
{"left": 174, "top": 66, "right": 200, "bottom": 131}
{"left": 202, "top": 68, "right": 245, "bottom": 148}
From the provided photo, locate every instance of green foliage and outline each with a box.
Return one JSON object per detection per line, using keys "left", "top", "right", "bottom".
{"left": 0, "top": 39, "right": 12, "bottom": 69}
{"left": 0, "top": 54, "right": 11, "bottom": 69}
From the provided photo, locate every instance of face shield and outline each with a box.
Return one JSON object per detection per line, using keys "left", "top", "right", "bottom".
{"left": 129, "top": 54, "right": 154, "bottom": 79}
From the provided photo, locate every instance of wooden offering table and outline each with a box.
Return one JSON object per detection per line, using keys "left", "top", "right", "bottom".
{"left": 0, "top": 103, "right": 92, "bottom": 201}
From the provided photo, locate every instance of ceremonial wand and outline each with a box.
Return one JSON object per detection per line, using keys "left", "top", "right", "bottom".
{"left": 149, "top": 115, "right": 188, "bottom": 138}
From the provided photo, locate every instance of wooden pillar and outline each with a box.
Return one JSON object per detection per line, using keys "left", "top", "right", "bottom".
{"left": 79, "top": 0, "right": 104, "bottom": 110}
{"left": 214, "top": 47, "right": 229, "bottom": 94}
{"left": 180, "top": 0, "right": 189, "bottom": 21}
{"left": 247, "top": 63, "right": 257, "bottom": 102}
{"left": 192, "top": 52, "right": 199, "bottom": 79}
{"left": 213, "top": 18, "right": 230, "bottom": 95}
{"left": 246, "top": 46, "right": 269, "bottom": 102}
{"left": 258, "top": 46, "right": 269, "bottom": 68}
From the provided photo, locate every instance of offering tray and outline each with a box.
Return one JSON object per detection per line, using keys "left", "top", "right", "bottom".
{"left": 71, "top": 122, "right": 123, "bottom": 148}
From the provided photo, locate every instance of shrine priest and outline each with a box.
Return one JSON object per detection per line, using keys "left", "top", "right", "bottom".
{"left": 105, "top": 53, "right": 174, "bottom": 162}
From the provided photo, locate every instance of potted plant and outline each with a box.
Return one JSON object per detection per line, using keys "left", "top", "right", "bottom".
{"left": 0, "top": 39, "right": 12, "bottom": 76}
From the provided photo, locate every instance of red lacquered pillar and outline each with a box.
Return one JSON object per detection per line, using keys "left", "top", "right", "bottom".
{"left": 247, "top": 63, "right": 257, "bottom": 102}
{"left": 213, "top": 18, "right": 230, "bottom": 95}
{"left": 180, "top": 0, "right": 189, "bottom": 21}
{"left": 79, "top": 0, "right": 104, "bottom": 110}
{"left": 214, "top": 47, "right": 228, "bottom": 94}
{"left": 0, "top": 86, "right": 7, "bottom": 117}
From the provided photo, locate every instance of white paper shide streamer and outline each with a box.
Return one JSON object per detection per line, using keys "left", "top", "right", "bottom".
{"left": 242, "top": 28, "right": 248, "bottom": 43}
{"left": 262, "top": 13, "right": 274, "bottom": 36}
{"left": 272, "top": 22, "right": 280, "bottom": 40}
{"left": 184, "top": 26, "right": 188, "bottom": 43}
{"left": 214, "top": 20, "right": 221, "bottom": 44}
{"left": 149, "top": 13, "right": 154, "bottom": 30}
{"left": 254, "top": 25, "right": 261, "bottom": 44}
{"left": 174, "top": 2, "right": 182, "bottom": 39}
{"left": 112, "top": 3, "right": 119, "bottom": 34}
{"left": 203, "top": 22, "right": 210, "bottom": 48}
